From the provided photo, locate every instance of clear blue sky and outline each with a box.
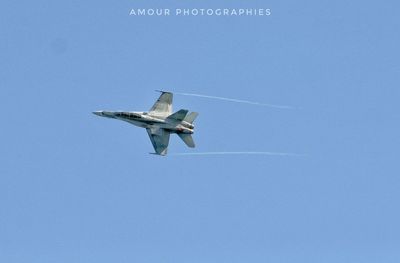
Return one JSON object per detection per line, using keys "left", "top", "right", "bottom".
{"left": 1, "top": 0, "right": 400, "bottom": 262}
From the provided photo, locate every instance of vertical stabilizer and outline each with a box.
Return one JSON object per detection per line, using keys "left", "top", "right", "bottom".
{"left": 183, "top": 112, "right": 198, "bottom": 124}
{"left": 167, "top": 109, "right": 188, "bottom": 121}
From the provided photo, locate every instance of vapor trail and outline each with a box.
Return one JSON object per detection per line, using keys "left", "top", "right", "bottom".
{"left": 175, "top": 92, "right": 297, "bottom": 109}
{"left": 171, "top": 151, "right": 305, "bottom": 157}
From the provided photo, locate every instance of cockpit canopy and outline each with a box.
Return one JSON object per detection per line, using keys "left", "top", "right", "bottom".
{"left": 116, "top": 112, "right": 142, "bottom": 119}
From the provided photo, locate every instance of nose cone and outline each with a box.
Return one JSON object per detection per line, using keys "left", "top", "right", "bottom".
{"left": 93, "top": 111, "right": 103, "bottom": 116}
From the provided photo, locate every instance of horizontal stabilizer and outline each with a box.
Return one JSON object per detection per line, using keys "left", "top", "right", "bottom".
{"left": 178, "top": 133, "right": 195, "bottom": 148}
{"left": 167, "top": 109, "right": 188, "bottom": 121}
{"left": 183, "top": 112, "right": 198, "bottom": 124}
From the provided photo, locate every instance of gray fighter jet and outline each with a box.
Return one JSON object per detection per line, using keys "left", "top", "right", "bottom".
{"left": 93, "top": 91, "right": 198, "bottom": 156}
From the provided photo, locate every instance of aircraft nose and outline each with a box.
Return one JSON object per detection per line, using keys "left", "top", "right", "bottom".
{"left": 93, "top": 111, "right": 103, "bottom": 116}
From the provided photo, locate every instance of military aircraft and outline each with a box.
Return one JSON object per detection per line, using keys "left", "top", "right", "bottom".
{"left": 93, "top": 91, "right": 198, "bottom": 156}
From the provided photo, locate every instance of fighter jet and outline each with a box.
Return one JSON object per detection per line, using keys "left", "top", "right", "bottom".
{"left": 93, "top": 91, "right": 198, "bottom": 156}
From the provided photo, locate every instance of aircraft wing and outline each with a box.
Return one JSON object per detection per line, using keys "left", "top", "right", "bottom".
{"left": 146, "top": 128, "right": 170, "bottom": 155}
{"left": 149, "top": 91, "right": 173, "bottom": 117}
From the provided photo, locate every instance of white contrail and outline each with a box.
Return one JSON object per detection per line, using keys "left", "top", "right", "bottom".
{"left": 171, "top": 151, "right": 306, "bottom": 157}
{"left": 175, "top": 92, "right": 297, "bottom": 109}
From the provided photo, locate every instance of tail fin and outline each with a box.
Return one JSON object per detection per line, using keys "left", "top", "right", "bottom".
{"left": 166, "top": 109, "right": 188, "bottom": 121}
{"left": 183, "top": 112, "right": 198, "bottom": 124}
{"left": 177, "top": 133, "right": 195, "bottom": 148}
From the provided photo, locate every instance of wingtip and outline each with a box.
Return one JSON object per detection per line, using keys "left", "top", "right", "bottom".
{"left": 149, "top": 152, "right": 167, "bottom": 156}
{"left": 155, "top": 90, "right": 173, "bottom": 94}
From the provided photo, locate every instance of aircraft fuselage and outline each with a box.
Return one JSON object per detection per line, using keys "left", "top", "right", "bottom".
{"left": 93, "top": 111, "right": 194, "bottom": 134}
